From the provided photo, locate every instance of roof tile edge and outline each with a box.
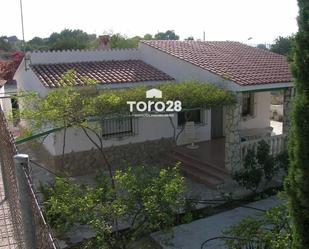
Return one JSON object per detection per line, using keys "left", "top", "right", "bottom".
{"left": 29, "top": 48, "right": 140, "bottom": 65}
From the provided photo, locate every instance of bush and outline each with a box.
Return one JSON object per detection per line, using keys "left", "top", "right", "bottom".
{"left": 224, "top": 201, "right": 292, "bottom": 249}
{"left": 41, "top": 165, "right": 184, "bottom": 249}
{"left": 234, "top": 140, "right": 287, "bottom": 193}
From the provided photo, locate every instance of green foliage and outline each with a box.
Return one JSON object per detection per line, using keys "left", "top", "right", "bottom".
{"left": 23, "top": 29, "right": 97, "bottom": 51}
{"left": 256, "top": 44, "right": 268, "bottom": 50}
{"left": 110, "top": 33, "right": 141, "bottom": 49}
{"left": 224, "top": 203, "right": 292, "bottom": 249}
{"left": 0, "top": 36, "right": 13, "bottom": 51}
{"left": 24, "top": 37, "right": 49, "bottom": 51}
{"left": 154, "top": 30, "right": 179, "bottom": 40}
{"left": 184, "top": 36, "right": 194, "bottom": 41}
{"left": 285, "top": 0, "right": 309, "bottom": 248}
{"left": 234, "top": 140, "right": 285, "bottom": 193}
{"left": 270, "top": 36, "right": 294, "bottom": 59}
{"left": 40, "top": 178, "right": 90, "bottom": 234}
{"left": 143, "top": 34, "right": 153, "bottom": 40}
{"left": 42, "top": 166, "right": 184, "bottom": 248}
{"left": 48, "top": 29, "right": 96, "bottom": 50}
{"left": 20, "top": 77, "right": 236, "bottom": 132}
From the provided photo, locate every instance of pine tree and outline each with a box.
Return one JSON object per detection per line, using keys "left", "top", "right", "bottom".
{"left": 286, "top": 0, "right": 309, "bottom": 248}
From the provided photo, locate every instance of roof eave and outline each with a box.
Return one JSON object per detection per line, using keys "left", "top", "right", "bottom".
{"left": 235, "top": 81, "right": 294, "bottom": 92}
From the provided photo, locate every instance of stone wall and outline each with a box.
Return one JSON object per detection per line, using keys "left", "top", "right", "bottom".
{"left": 19, "top": 138, "right": 175, "bottom": 176}
{"left": 224, "top": 93, "right": 242, "bottom": 172}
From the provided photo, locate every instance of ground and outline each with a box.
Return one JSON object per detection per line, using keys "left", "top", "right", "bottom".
{"left": 270, "top": 120, "right": 283, "bottom": 135}
{"left": 0, "top": 163, "right": 19, "bottom": 249}
{"left": 151, "top": 196, "right": 281, "bottom": 249}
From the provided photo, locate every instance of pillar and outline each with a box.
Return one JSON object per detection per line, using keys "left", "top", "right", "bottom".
{"left": 225, "top": 93, "right": 242, "bottom": 172}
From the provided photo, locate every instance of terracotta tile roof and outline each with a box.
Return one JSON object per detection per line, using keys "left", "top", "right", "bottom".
{"left": 31, "top": 60, "right": 174, "bottom": 88}
{"left": 142, "top": 40, "right": 293, "bottom": 86}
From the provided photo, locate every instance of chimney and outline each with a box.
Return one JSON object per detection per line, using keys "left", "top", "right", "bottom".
{"left": 98, "top": 35, "right": 110, "bottom": 50}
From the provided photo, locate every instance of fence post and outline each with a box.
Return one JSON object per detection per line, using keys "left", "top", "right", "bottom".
{"left": 13, "top": 154, "right": 36, "bottom": 249}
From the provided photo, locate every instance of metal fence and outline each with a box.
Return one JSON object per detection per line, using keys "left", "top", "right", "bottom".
{"left": 0, "top": 108, "right": 58, "bottom": 249}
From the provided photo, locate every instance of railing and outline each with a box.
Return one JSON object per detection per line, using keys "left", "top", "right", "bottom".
{"left": 0, "top": 107, "right": 59, "bottom": 249}
{"left": 241, "top": 134, "right": 287, "bottom": 160}
{"left": 101, "top": 116, "right": 138, "bottom": 139}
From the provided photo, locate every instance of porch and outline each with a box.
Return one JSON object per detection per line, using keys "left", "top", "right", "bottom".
{"left": 173, "top": 138, "right": 228, "bottom": 189}
{"left": 175, "top": 138, "right": 225, "bottom": 169}
{"left": 173, "top": 131, "right": 287, "bottom": 189}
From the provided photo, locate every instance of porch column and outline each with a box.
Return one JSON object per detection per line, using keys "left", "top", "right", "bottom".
{"left": 225, "top": 92, "right": 242, "bottom": 172}
{"left": 283, "top": 87, "right": 293, "bottom": 135}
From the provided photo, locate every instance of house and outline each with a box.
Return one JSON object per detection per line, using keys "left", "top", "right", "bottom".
{"left": 0, "top": 52, "right": 24, "bottom": 132}
{"left": 146, "top": 88, "right": 162, "bottom": 99}
{"left": 0, "top": 79, "right": 18, "bottom": 126}
{"left": 14, "top": 40, "right": 293, "bottom": 187}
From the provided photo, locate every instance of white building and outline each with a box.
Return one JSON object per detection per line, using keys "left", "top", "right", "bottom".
{"left": 14, "top": 40, "right": 293, "bottom": 188}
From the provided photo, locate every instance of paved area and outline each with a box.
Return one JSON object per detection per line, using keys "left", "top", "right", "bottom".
{"left": 152, "top": 196, "right": 281, "bottom": 249}
{"left": 270, "top": 120, "right": 283, "bottom": 135}
{"left": 0, "top": 165, "right": 18, "bottom": 249}
{"left": 176, "top": 138, "right": 225, "bottom": 169}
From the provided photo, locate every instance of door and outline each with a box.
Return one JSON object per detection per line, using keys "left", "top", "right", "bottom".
{"left": 211, "top": 107, "right": 223, "bottom": 138}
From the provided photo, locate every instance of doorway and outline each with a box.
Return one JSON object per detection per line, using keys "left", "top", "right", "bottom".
{"left": 211, "top": 107, "right": 223, "bottom": 138}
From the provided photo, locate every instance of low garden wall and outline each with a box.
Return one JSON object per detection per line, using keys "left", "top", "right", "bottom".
{"left": 19, "top": 138, "right": 175, "bottom": 176}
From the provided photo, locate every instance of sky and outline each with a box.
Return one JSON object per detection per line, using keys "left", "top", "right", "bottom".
{"left": 0, "top": 0, "right": 299, "bottom": 44}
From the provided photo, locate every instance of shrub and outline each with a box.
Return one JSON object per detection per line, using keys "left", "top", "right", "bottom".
{"left": 224, "top": 202, "right": 292, "bottom": 249}
{"left": 234, "top": 140, "right": 287, "bottom": 193}
{"left": 41, "top": 165, "right": 184, "bottom": 249}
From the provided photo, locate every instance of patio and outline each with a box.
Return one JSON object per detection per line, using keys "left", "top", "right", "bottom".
{"left": 175, "top": 138, "right": 226, "bottom": 169}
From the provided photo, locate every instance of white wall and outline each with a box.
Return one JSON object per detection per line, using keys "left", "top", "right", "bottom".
{"left": 240, "top": 91, "right": 271, "bottom": 130}
{"left": 139, "top": 43, "right": 236, "bottom": 90}
{"left": 139, "top": 43, "right": 293, "bottom": 92}
{"left": 14, "top": 61, "right": 50, "bottom": 97}
{"left": 46, "top": 109, "right": 211, "bottom": 156}
{"left": 0, "top": 84, "right": 17, "bottom": 127}
{"left": 0, "top": 86, "right": 11, "bottom": 119}
{"left": 14, "top": 44, "right": 276, "bottom": 156}
{"left": 29, "top": 48, "right": 140, "bottom": 64}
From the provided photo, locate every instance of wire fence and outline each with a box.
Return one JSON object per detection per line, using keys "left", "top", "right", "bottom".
{"left": 0, "top": 107, "right": 58, "bottom": 249}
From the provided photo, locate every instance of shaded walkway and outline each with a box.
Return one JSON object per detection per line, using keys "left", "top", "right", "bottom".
{"left": 152, "top": 196, "right": 281, "bottom": 249}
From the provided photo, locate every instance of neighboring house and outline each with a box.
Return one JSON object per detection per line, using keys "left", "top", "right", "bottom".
{"left": 14, "top": 40, "right": 293, "bottom": 187}
{"left": 0, "top": 52, "right": 24, "bottom": 130}
{"left": 0, "top": 79, "right": 18, "bottom": 126}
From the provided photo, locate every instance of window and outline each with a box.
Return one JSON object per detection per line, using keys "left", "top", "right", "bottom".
{"left": 101, "top": 116, "right": 138, "bottom": 138}
{"left": 178, "top": 109, "right": 204, "bottom": 127}
{"left": 242, "top": 92, "right": 255, "bottom": 117}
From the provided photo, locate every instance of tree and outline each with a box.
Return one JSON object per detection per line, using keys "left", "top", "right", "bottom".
{"left": 185, "top": 36, "right": 194, "bottom": 41}
{"left": 47, "top": 29, "right": 96, "bottom": 50}
{"left": 25, "top": 36, "right": 49, "bottom": 51}
{"left": 270, "top": 36, "right": 294, "bottom": 57}
{"left": 224, "top": 202, "right": 292, "bottom": 249}
{"left": 41, "top": 165, "right": 184, "bottom": 248}
{"left": 154, "top": 30, "right": 179, "bottom": 40}
{"left": 0, "top": 36, "right": 13, "bottom": 52}
{"left": 143, "top": 33, "right": 153, "bottom": 40}
{"left": 256, "top": 43, "right": 268, "bottom": 50}
{"left": 20, "top": 76, "right": 235, "bottom": 184}
{"left": 109, "top": 33, "right": 142, "bottom": 48}
{"left": 285, "top": 0, "right": 309, "bottom": 248}
{"left": 20, "top": 75, "right": 235, "bottom": 246}
{"left": 0, "top": 52, "right": 24, "bottom": 80}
